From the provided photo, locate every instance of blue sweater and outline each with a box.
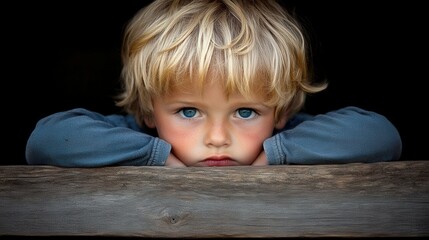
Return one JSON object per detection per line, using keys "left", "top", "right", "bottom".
{"left": 25, "top": 106, "right": 402, "bottom": 167}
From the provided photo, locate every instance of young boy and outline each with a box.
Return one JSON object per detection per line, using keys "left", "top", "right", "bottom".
{"left": 25, "top": 0, "right": 402, "bottom": 167}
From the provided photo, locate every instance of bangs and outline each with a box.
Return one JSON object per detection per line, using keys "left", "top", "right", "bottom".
{"left": 118, "top": 0, "right": 327, "bottom": 125}
{"left": 145, "top": 1, "right": 283, "bottom": 105}
{"left": 153, "top": 46, "right": 279, "bottom": 108}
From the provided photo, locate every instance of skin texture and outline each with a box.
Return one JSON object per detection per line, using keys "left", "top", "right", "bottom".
{"left": 145, "top": 80, "right": 287, "bottom": 167}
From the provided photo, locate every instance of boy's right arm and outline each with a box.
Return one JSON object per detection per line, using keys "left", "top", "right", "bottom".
{"left": 25, "top": 108, "right": 171, "bottom": 167}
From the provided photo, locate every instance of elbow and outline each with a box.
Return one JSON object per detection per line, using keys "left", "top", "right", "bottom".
{"left": 366, "top": 111, "right": 402, "bottom": 161}
{"left": 25, "top": 128, "right": 48, "bottom": 165}
{"left": 25, "top": 119, "right": 60, "bottom": 165}
{"left": 341, "top": 106, "right": 402, "bottom": 162}
{"left": 382, "top": 120, "right": 402, "bottom": 161}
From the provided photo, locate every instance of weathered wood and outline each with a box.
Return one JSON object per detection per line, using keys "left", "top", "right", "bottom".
{"left": 0, "top": 161, "right": 428, "bottom": 237}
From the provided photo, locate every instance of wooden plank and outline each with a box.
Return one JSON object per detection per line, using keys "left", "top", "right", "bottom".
{"left": 0, "top": 161, "right": 428, "bottom": 237}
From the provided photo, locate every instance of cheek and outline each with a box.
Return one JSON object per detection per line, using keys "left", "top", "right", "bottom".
{"left": 245, "top": 117, "right": 275, "bottom": 141}
{"left": 154, "top": 117, "right": 200, "bottom": 161}
{"left": 239, "top": 129, "right": 271, "bottom": 148}
{"left": 157, "top": 121, "right": 195, "bottom": 147}
{"left": 161, "top": 128, "right": 202, "bottom": 166}
{"left": 235, "top": 122, "right": 274, "bottom": 159}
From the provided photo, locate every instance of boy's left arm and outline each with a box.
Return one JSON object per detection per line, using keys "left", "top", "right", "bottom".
{"left": 263, "top": 106, "right": 402, "bottom": 165}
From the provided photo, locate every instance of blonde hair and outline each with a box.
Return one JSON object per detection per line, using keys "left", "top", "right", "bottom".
{"left": 116, "top": 0, "right": 327, "bottom": 125}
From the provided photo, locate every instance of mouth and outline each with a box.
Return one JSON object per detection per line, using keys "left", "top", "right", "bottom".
{"left": 199, "top": 156, "right": 239, "bottom": 167}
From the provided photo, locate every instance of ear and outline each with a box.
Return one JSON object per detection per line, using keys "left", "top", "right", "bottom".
{"left": 274, "top": 113, "right": 288, "bottom": 130}
{"left": 144, "top": 116, "right": 156, "bottom": 128}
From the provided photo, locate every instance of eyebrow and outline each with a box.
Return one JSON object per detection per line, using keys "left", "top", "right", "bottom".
{"left": 159, "top": 93, "right": 273, "bottom": 109}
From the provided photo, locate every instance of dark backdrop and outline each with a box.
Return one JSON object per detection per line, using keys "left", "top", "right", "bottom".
{"left": 4, "top": 1, "right": 428, "bottom": 164}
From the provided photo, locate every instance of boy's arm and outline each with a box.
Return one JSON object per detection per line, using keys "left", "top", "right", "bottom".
{"left": 263, "top": 106, "right": 402, "bottom": 165}
{"left": 25, "top": 108, "right": 171, "bottom": 167}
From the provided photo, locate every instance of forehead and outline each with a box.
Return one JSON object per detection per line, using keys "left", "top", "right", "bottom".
{"left": 168, "top": 68, "right": 269, "bottom": 94}
{"left": 165, "top": 77, "right": 267, "bottom": 102}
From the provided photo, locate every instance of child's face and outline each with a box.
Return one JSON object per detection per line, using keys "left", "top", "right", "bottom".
{"left": 146, "top": 80, "right": 286, "bottom": 166}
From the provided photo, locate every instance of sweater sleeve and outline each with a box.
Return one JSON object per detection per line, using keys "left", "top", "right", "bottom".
{"left": 263, "top": 106, "right": 402, "bottom": 165}
{"left": 25, "top": 108, "right": 171, "bottom": 167}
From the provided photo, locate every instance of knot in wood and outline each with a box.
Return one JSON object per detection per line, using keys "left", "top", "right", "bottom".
{"left": 161, "top": 207, "right": 191, "bottom": 226}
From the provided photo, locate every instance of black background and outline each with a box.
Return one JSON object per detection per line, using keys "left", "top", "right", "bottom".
{"left": 4, "top": 1, "right": 428, "bottom": 165}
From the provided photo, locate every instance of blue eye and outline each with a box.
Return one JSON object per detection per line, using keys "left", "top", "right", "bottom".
{"left": 179, "top": 108, "right": 198, "bottom": 118}
{"left": 237, "top": 108, "right": 255, "bottom": 119}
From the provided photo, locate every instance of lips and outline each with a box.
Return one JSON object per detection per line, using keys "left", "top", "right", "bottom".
{"left": 201, "top": 156, "right": 238, "bottom": 167}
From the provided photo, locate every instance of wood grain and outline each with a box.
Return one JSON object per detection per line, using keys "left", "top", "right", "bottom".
{"left": 1, "top": 161, "right": 428, "bottom": 237}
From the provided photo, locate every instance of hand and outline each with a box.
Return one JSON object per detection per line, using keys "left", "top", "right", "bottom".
{"left": 252, "top": 151, "right": 268, "bottom": 166}
{"left": 165, "top": 153, "right": 187, "bottom": 167}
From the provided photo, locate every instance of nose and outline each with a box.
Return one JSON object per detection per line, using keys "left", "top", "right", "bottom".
{"left": 204, "top": 120, "right": 231, "bottom": 147}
